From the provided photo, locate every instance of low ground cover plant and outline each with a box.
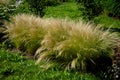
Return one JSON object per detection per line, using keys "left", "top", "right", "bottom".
{"left": 0, "top": 48, "right": 99, "bottom": 80}
{"left": 44, "top": 2, "right": 81, "bottom": 20}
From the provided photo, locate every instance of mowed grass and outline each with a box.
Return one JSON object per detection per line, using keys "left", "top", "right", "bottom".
{"left": 44, "top": 2, "right": 82, "bottom": 20}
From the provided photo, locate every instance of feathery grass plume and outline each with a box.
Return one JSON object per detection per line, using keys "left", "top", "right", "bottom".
{"left": 5, "top": 14, "right": 46, "bottom": 54}
{"left": 41, "top": 18, "right": 74, "bottom": 49}
{"left": 36, "top": 19, "right": 120, "bottom": 71}
{"left": 35, "top": 18, "right": 75, "bottom": 68}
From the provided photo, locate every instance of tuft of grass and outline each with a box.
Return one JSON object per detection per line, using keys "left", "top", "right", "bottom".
{"left": 36, "top": 19, "right": 120, "bottom": 71}
{"left": 5, "top": 14, "right": 46, "bottom": 54}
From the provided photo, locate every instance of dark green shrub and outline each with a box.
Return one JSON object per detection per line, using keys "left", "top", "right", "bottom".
{"left": 25, "top": 0, "right": 46, "bottom": 17}
{"left": 0, "top": 2, "right": 16, "bottom": 43}
{"left": 76, "top": 0, "right": 120, "bottom": 20}
{"left": 0, "top": 3, "right": 16, "bottom": 25}
{"left": 45, "top": 0, "right": 61, "bottom": 6}
{"left": 76, "top": 0, "right": 103, "bottom": 20}
{"left": 15, "top": 0, "right": 31, "bottom": 14}
{"left": 109, "top": 0, "right": 120, "bottom": 18}
{"left": 97, "top": 0, "right": 120, "bottom": 18}
{"left": 59, "top": 0, "right": 71, "bottom": 2}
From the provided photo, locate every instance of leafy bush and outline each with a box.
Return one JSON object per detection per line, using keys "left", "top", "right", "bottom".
{"left": 0, "top": 0, "right": 16, "bottom": 43}
{"left": 0, "top": 0, "right": 16, "bottom": 26}
{"left": 76, "top": 0, "right": 120, "bottom": 20}
{"left": 99, "top": 0, "right": 120, "bottom": 18}
{"left": 25, "top": 0, "right": 46, "bottom": 17}
{"left": 113, "top": 0, "right": 120, "bottom": 18}
{"left": 35, "top": 18, "right": 120, "bottom": 71}
{"left": 76, "top": 0, "right": 102, "bottom": 20}
{"left": 15, "top": 0, "right": 31, "bottom": 14}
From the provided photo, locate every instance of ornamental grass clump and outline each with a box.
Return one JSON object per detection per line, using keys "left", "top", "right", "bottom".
{"left": 0, "top": 0, "right": 10, "bottom": 4}
{"left": 36, "top": 18, "right": 73, "bottom": 53}
{"left": 4, "top": 14, "right": 120, "bottom": 72}
{"left": 36, "top": 20, "right": 120, "bottom": 71}
{"left": 5, "top": 14, "right": 46, "bottom": 54}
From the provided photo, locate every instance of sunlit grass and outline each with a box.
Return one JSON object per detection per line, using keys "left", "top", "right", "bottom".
{"left": 5, "top": 14, "right": 46, "bottom": 54}
{"left": 35, "top": 19, "right": 120, "bottom": 71}
{"left": 0, "top": 0, "right": 10, "bottom": 4}
{"left": 5, "top": 14, "right": 120, "bottom": 71}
